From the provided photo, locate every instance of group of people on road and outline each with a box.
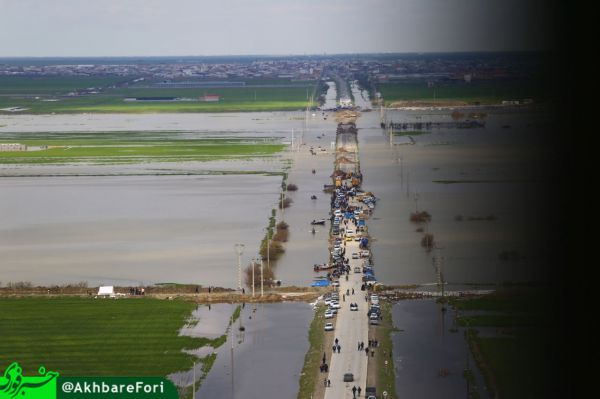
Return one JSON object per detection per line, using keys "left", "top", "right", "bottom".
{"left": 332, "top": 337, "right": 342, "bottom": 353}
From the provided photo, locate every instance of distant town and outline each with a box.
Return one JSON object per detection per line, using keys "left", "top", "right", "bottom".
{"left": 0, "top": 53, "right": 543, "bottom": 84}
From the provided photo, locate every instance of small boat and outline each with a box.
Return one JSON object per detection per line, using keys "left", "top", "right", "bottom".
{"left": 314, "top": 263, "right": 334, "bottom": 272}
{"left": 311, "top": 219, "right": 326, "bottom": 225}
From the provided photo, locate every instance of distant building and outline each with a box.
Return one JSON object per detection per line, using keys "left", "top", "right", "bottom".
{"left": 0, "top": 143, "right": 27, "bottom": 152}
{"left": 200, "top": 94, "right": 220, "bottom": 102}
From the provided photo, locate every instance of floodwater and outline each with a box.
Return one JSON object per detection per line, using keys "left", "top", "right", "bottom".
{"left": 1, "top": 101, "right": 553, "bottom": 288}
{"left": 197, "top": 302, "right": 313, "bottom": 399}
{"left": 356, "top": 109, "right": 552, "bottom": 286}
{"left": 0, "top": 174, "right": 282, "bottom": 286}
{"left": 321, "top": 81, "right": 338, "bottom": 109}
{"left": 350, "top": 81, "right": 372, "bottom": 110}
{"left": 392, "top": 300, "right": 490, "bottom": 398}
{"left": 0, "top": 111, "right": 332, "bottom": 287}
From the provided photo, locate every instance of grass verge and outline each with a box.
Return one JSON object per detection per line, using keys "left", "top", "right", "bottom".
{"left": 367, "top": 301, "right": 398, "bottom": 399}
{"left": 297, "top": 305, "right": 325, "bottom": 399}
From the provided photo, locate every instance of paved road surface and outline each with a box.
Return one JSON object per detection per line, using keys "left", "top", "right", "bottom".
{"left": 324, "top": 216, "right": 369, "bottom": 399}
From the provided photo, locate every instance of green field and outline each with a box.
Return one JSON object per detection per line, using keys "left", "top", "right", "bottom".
{"left": 0, "top": 76, "right": 127, "bottom": 94}
{"left": 0, "top": 131, "right": 285, "bottom": 164}
{"left": 0, "top": 76, "right": 317, "bottom": 113}
{"left": 453, "top": 288, "right": 556, "bottom": 399}
{"left": 0, "top": 297, "right": 218, "bottom": 377}
{"left": 378, "top": 79, "right": 550, "bottom": 105}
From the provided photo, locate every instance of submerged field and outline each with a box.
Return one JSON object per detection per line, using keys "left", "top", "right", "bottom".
{"left": 0, "top": 76, "right": 317, "bottom": 113}
{"left": 0, "top": 297, "right": 215, "bottom": 376}
{"left": 0, "top": 131, "right": 285, "bottom": 164}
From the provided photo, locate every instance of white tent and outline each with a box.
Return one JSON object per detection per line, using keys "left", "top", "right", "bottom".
{"left": 97, "top": 286, "right": 115, "bottom": 297}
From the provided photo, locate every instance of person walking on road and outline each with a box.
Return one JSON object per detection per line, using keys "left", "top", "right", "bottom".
{"left": 352, "top": 386, "right": 357, "bottom": 398}
{"left": 335, "top": 338, "right": 339, "bottom": 345}
{"left": 358, "top": 386, "right": 362, "bottom": 396}
{"left": 365, "top": 347, "right": 369, "bottom": 356}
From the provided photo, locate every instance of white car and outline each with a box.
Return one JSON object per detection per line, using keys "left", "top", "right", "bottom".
{"left": 352, "top": 253, "right": 360, "bottom": 259}
{"left": 350, "top": 303, "right": 358, "bottom": 311}
{"left": 331, "top": 281, "right": 340, "bottom": 287}
{"left": 324, "top": 323, "right": 334, "bottom": 331}
{"left": 330, "top": 302, "right": 341, "bottom": 309}
{"left": 324, "top": 310, "right": 334, "bottom": 319}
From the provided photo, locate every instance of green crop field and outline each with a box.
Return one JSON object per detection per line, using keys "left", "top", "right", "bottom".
{"left": 453, "top": 288, "right": 556, "bottom": 399}
{"left": 378, "top": 79, "right": 549, "bottom": 105}
{"left": 0, "top": 76, "right": 127, "bottom": 94}
{"left": 0, "top": 297, "right": 216, "bottom": 377}
{"left": 0, "top": 131, "right": 285, "bottom": 164}
{"left": 0, "top": 76, "right": 317, "bottom": 113}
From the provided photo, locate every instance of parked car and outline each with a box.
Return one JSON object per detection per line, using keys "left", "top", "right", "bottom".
{"left": 324, "top": 323, "right": 334, "bottom": 331}
{"left": 343, "top": 373, "right": 354, "bottom": 382}
{"left": 324, "top": 310, "right": 334, "bottom": 319}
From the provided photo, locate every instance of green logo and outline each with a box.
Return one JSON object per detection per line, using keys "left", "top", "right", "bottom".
{"left": 0, "top": 362, "right": 59, "bottom": 399}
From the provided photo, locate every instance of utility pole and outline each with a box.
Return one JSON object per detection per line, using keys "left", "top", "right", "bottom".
{"left": 260, "top": 258, "right": 264, "bottom": 297}
{"left": 414, "top": 192, "right": 420, "bottom": 213}
{"left": 230, "top": 312, "right": 234, "bottom": 399}
{"left": 192, "top": 361, "right": 195, "bottom": 399}
{"left": 251, "top": 259, "right": 255, "bottom": 297}
{"left": 234, "top": 243, "right": 245, "bottom": 293}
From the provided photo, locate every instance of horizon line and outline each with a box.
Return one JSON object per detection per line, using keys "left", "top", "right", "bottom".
{"left": 0, "top": 50, "right": 551, "bottom": 59}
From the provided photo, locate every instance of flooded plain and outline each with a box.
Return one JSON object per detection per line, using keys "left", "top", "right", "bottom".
{"left": 1, "top": 100, "right": 552, "bottom": 289}
{"left": 0, "top": 111, "right": 334, "bottom": 287}
{"left": 197, "top": 302, "right": 312, "bottom": 399}
{"left": 392, "top": 299, "right": 490, "bottom": 398}
{"left": 0, "top": 174, "right": 285, "bottom": 286}
{"left": 356, "top": 109, "right": 552, "bottom": 286}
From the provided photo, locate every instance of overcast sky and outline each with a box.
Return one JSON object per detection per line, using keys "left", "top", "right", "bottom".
{"left": 0, "top": 0, "right": 554, "bottom": 57}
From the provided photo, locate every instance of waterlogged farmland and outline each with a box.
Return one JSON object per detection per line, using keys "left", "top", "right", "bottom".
{"left": 0, "top": 131, "right": 284, "bottom": 164}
